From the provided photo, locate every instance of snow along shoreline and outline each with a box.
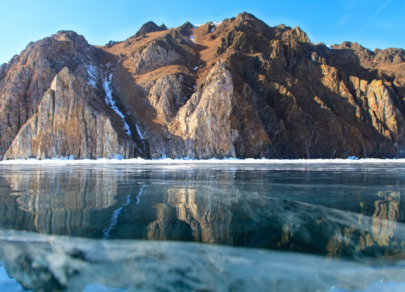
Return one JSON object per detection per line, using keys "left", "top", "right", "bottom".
{"left": 2, "top": 157, "right": 405, "bottom": 165}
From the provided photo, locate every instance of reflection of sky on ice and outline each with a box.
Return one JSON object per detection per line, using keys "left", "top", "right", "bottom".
{"left": 328, "top": 281, "right": 405, "bottom": 292}
{"left": 0, "top": 262, "right": 31, "bottom": 292}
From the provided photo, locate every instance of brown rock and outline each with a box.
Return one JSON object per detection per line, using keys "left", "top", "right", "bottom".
{"left": 4, "top": 68, "right": 134, "bottom": 159}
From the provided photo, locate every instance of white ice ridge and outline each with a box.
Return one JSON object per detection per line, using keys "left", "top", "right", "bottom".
{"left": 136, "top": 185, "right": 145, "bottom": 204}
{"left": 102, "top": 63, "right": 132, "bottom": 135}
{"left": 4, "top": 157, "right": 405, "bottom": 165}
{"left": 102, "top": 194, "right": 131, "bottom": 239}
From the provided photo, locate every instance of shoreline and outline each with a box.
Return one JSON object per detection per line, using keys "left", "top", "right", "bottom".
{"left": 1, "top": 157, "right": 405, "bottom": 165}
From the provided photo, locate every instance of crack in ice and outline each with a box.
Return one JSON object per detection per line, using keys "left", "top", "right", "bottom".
{"left": 102, "top": 194, "right": 131, "bottom": 239}
{"left": 136, "top": 185, "right": 145, "bottom": 205}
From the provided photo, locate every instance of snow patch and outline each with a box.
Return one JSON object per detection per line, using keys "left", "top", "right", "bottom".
{"left": 85, "top": 64, "right": 98, "bottom": 87}
{"left": 5, "top": 158, "right": 405, "bottom": 166}
{"left": 210, "top": 21, "right": 222, "bottom": 33}
{"left": 135, "top": 125, "right": 144, "bottom": 139}
{"left": 190, "top": 35, "right": 196, "bottom": 43}
{"left": 102, "top": 63, "right": 131, "bottom": 136}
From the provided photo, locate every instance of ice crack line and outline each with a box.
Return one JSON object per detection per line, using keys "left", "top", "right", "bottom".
{"left": 102, "top": 194, "right": 131, "bottom": 239}
{"left": 136, "top": 185, "right": 145, "bottom": 205}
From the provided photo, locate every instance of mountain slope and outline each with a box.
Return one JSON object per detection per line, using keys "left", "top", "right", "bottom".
{"left": 1, "top": 12, "right": 405, "bottom": 159}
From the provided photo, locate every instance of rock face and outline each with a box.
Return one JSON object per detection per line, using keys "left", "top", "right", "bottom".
{"left": 4, "top": 68, "right": 134, "bottom": 159}
{"left": 1, "top": 12, "right": 405, "bottom": 159}
{"left": 172, "top": 61, "right": 237, "bottom": 159}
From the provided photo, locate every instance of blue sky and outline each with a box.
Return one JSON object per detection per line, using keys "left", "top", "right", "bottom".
{"left": 0, "top": 0, "right": 404, "bottom": 65}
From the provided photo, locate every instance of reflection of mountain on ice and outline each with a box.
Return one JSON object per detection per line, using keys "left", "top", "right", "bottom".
{"left": 0, "top": 164, "right": 404, "bottom": 258}
{"left": 0, "top": 168, "right": 119, "bottom": 236}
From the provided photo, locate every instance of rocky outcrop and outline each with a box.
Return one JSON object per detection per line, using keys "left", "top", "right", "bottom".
{"left": 146, "top": 74, "right": 185, "bottom": 123}
{"left": 4, "top": 68, "right": 134, "bottom": 159}
{"left": 0, "top": 31, "right": 94, "bottom": 159}
{"left": 134, "top": 21, "right": 168, "bottom": 38}
{"left": 171, "top": 61, "right": 237, "bottom": 158}
{"left": 131, "top": 41, "right": 181, "bottom": 75}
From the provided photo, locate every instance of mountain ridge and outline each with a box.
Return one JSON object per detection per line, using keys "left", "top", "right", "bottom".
{"left": 1, "top": 12, "right": 405, "bottom": 159}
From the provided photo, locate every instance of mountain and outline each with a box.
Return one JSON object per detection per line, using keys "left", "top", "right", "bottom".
{"left": 1, "top": 12, "right": 405, "bottom": 160}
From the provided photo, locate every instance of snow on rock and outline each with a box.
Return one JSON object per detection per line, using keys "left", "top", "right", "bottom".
{"left": 136, "top": 125, "right": 144, "bottom": 139}
{"left": 190, "top": 35, "right": 196, "bottom": 43}
{"left": 85, "top": 63, "right": 98, "bottom": 87}
{"left": 102, "top": 63, "right": 132, "bottom": 136}
{"left": 210, "top": 22, "right": 222, "bottom": 33}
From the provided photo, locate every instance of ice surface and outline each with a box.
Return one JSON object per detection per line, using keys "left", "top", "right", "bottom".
{"left": 327, "top": 281, "right": 405, "bottom": 292}
{"left": 136, "top": 185, "right": 145, "bottom": 204}
{"left": 84, "top": 285, "right": 126, "bottom": 292}
{"left": 102, "top": 194, "right": 131, "bottom": 239}
{"left": 102, "top": 63, "right": 132, "bottom": 135}
{"left": 0, "top": 230, "right": 404, "bottom": 292}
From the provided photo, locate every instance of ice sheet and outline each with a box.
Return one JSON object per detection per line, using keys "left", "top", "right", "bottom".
{"left": 0, "top": 230, "right": 404, "bottom": 292}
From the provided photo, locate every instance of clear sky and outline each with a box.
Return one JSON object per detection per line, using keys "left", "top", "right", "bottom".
{"left": 0, "top": 0, "right": 404, "bottom": 65}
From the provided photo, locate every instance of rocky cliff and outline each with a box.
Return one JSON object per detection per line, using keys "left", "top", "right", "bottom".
{"left": 1, "top": 12, "right": 405, "bottom": 159}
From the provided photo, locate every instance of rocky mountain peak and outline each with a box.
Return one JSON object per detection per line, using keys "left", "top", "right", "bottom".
{"left": 375, "top": 48, "right": 405, "bottom": 66}
{"left": 50, "top": 30, "right": 89, "bottom": 52}
{"left": 135, "top": 21, "right": 168, "bottom": 38}
{"left": 177, "top": 22, "right": 195, "bottom": 36}
{"left": 235, "top": 12, "right": 258, "bottom": 22}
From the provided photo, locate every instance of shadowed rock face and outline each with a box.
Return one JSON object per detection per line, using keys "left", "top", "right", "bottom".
{"left": 1, "top": 12, "right": 405, "bottom": 159}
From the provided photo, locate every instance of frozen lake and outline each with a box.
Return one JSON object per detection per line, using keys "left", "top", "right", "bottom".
{"left": 0, "top": 160, "right": 404, "bottom": 291}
